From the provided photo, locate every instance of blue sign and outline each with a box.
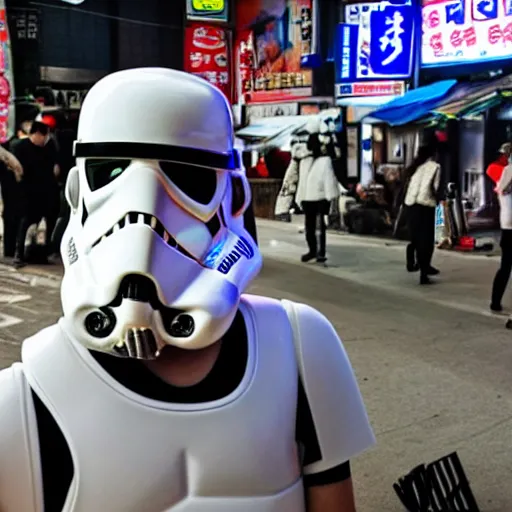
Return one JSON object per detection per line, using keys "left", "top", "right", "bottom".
{"left": 435, "top": 204, "right": 445, "bottom": 228}
{"left": 336, "top": 1, "right": 415, "bottom": 83}
{"left": 334, "top": 24, "right": 358, "bottom": 83}
{"left": 369, "top": 5, "right": 415, "bottom": 77}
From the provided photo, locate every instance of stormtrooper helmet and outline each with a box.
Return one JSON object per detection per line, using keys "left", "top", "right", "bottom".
{"left": 61, "top": 68, "right": 262, "bottom": 359}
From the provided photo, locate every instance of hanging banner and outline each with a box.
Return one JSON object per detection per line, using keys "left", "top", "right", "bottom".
{"left": 235, "top": 0, "right": 314, "bottom": 104}
{"left": 184, "top": 23, "right": 232, "bottom": 103}
{"left": 422, "top": 0, "right": 512, "bottom": 67}
{"left": 343, "top": 1, "right": 416, "bottom": 80}
{"left": 0, "top": 2, "right": 14, "bottom": 143}
{"left": 7, "top": 7, "right": 40, "bottom": 97}
{"left": 186, "top": 0, "right": 228, "bottom": 23}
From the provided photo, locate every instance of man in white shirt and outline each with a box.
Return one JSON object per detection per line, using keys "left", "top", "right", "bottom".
{"left": 491, "top": 151, "right": 512, "bottom": 312}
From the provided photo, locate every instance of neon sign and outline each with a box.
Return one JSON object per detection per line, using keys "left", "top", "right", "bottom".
{"left": 422, "top": 0, "right": 512, "bottom": 67}
{"left": 192, "top": 0, "right": 225, "bottom": 12}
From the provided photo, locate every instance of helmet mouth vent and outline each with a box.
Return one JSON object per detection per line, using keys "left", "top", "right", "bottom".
{"left": 113, "top": 327, "right": 159, "bottom": 359}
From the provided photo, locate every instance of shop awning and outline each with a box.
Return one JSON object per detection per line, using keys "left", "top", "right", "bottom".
{"left": 365, "top": 80, "right": 458, "bottom": 126}
{"left": 235, "top": 109, "right": 341, "bottom": 152}
{"left": 235, "top": 116, "right": 308, "bottom": 140}
{"left": 431, "top": 74, "right": 512, "bottom": 120}
{"left": 235, "top": 116, "right": 309, "bottom": 152}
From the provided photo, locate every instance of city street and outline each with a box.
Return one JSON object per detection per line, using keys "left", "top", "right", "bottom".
{"left": 0, "top": 220, "right": 511, "bottom": 511}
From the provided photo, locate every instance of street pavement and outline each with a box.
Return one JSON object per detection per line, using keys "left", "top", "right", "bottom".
{"left": 0, "top": 220, "right": 511, "bottom": 511}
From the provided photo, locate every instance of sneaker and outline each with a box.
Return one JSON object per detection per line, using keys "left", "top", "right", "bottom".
{"left": 407, "top": 263, "right": 419, "bottom": 272}
{"left": 301, "top": 253, "right": 316, "bottom": 263}
{"left": 316, "top": 256, "right": 327, "bottom": 263}
{"left": 420, "top": 275, "right": 433, "bottom": 285}
{"left": 427, "top": 266, "right": 440, "bottom": 276}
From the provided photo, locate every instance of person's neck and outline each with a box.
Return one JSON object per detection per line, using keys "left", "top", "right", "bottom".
{"left": 144, "top": 339, "right": 223, "bottom": 387}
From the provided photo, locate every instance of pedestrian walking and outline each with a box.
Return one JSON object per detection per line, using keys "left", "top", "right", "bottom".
{"left": 12, "top": 121, "right": 59, "bottom": 267}
{"left": 296, "top": 133, "right": 339, "bottom": 263}
{"left": 490, "top": 147, "right": 512, "bottom": 312}
{"left": 404, "top": 139, "right": 442, "bottom": 285}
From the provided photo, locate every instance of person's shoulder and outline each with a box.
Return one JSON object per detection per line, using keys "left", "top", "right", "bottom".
{"left": 281, "top": 300, "right": 375, "bottom": 474}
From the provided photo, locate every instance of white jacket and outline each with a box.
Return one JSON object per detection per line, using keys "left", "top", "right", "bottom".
{"left": 296, "top": 156, "right": 339, "bottom": 204}
{"left": 404, "top": 159, "right": 440, "bottom": 208}
{"left": 496, "top": 163, "right": 512, "bottom": 230}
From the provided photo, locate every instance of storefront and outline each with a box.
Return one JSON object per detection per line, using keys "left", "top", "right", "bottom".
{"left": 334, "top": 0, "right": 416, "bottom": 186}
{"left": 420, "top": 0, "right": 512, "bottom": 229}
{"left": 231, "top": 0, "right": 333, "bottom": 218}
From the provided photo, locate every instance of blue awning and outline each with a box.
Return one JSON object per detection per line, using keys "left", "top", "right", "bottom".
{"left": 366, "top": 80, "right": 458, "bottom": 126}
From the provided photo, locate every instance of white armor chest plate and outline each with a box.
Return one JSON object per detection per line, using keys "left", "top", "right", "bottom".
{"left": 22, "top": 296, "right": 304, "bottom": 512}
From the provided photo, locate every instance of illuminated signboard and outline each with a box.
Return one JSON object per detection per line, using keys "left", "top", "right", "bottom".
{"left": 335, "top": 81, "right": 406, "bottom": 98}
{"left": 187, "top": 0, "right": 228, "bottom": 22}
{"left": 422, "top": 0, "right": 512, "bottom": 67}
{"left": 341, "top": 1, "right": 415, "bottom": 81}
{"left": 193, "top": 0, "right": 224, "bottom": 12}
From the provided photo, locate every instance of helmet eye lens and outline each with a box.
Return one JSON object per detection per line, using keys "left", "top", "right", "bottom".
{"left": 86, "top": 159, "right": 131, "bottom": 191}
{"left": 159, "top": 161, "right": 218, "bottom": 205}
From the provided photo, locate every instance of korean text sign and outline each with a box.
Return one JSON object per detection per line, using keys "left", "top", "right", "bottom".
{"left": 184, "top": 23, "right": 232, "bottom": 103}
{"left": 343, "top": 1, "right": 415, "bottom": 81}
{"left": 422, "top": 0, "right": 512, "bottom": 66}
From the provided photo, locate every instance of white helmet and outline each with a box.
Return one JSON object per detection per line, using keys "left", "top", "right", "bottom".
{"left": 61, "top": 68, "right": 262, "bottom": 359}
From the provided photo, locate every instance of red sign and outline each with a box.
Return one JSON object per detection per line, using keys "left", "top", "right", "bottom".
{"left": 335, "top": 81, "right": 405, "bottom": 98}
{"left": 0, "top": 73, "right": 10, "bottom": 142}
{"left": 184, "top": 23, "right": 232, "bottom": 103}
{"left": 235, "top": 0, "right": 314, "bottom": 104}
{"left": 0, "top": 10, "right": 7, "bottom": 43}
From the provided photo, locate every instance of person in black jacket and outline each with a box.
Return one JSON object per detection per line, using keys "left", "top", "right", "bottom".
{"left": 12, "top": 122, "right": 58, "bottom": 267}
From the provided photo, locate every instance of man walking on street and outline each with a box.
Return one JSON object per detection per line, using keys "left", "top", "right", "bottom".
{"left": 490, "top": 144, "right": 512, "bottom": 312}
{"left": 12, "top": 121, "right": 59, "bottom": 268}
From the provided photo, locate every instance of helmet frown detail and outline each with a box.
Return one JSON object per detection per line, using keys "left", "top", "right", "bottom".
{"left": 60, "top": 68, "right": 262, "bottom": 359}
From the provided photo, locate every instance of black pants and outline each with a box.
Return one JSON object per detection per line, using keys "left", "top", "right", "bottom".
{"left": 491, "top": 230, "right": 512, "bottom": 308}
{"left": 408, "top": 204, "right": 436, "bottom": 277}
{"left": 2, "top": 212, "right": 20, "bottom": 258}
{"left": 302, "top": 200, "right": 328, "bottom": 258}
{"left": 15, "top": 210, "right": 58, "bottom": 262}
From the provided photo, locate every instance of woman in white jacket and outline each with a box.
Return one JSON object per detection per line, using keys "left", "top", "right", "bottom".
{"left": 296, "top": 134, "right": 339, "bottom": 263}
{"left": 404, "top": 140, "right": 441, "bottom": 285}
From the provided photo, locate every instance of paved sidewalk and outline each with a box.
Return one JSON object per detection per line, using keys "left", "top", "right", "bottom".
{"left": 257, "top": 219, "right": 506, "bottom": 322}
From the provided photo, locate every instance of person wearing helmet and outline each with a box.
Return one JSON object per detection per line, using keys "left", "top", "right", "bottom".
{"left": 0, "top": 69, "right": 374, "bottom": 512}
